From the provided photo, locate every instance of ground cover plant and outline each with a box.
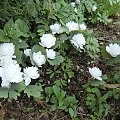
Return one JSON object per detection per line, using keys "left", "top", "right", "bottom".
{"left": 0, "top": 0, "right": 120, "bottom": 120}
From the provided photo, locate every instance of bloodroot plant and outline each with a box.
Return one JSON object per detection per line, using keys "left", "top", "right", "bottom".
{"left": 0, "top": 0, "right": 120, "bottom": 119}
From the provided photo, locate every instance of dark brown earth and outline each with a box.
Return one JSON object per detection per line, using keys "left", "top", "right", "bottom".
{"left": 0, "top": 16, "right": 120, "bottom": 120}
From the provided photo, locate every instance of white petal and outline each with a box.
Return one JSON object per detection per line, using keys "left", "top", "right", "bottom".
{"left": 1, "top": 80, "right": 11, "bottom": 88}
{"left": 24, "top": 77, "right": 31, "bottom": 86}
{"left": 106, "top": 46, "right": 110, "bottom": 53}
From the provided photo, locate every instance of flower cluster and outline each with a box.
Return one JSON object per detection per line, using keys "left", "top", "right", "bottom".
{"left": 2, "top": 19, "right": 118, "bottom": 88}
{"left": 0, "top": 20, "right": 88, "bottom": 88}
{"left": 88, "top": 43, "right": 120, "bottom": 81}
{"left": 39, "top": 21, "right": 87, "bottom": 53}
{"left": 0, "top": 43, "right": 40, "bottom": 88}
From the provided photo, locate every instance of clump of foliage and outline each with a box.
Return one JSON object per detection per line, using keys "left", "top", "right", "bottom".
{"left": 0, "top": 0, "right": 120, "bottom": 119}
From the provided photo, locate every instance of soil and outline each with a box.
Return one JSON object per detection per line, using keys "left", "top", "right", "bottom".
{"left": 0, "top": 16, "right": 120, "bottom": 120}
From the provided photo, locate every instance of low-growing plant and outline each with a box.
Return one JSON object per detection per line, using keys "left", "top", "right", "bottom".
{"left": 45, "top": 80, "right": 79, "bottom": 119}
{"left": 46, "top": 57, "right": 74, "bottom": 79}
{"left": 0, "top": 0, "right": 120, "bottom": 26}
{"left": 0, "top": 0, "right": 120, "bottom": 120}
{"left": 85, "top": 86, "right": 119, "bottom": 120}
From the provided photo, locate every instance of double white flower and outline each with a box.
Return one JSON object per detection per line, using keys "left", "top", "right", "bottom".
{"left": 0, "top": 61, "right": 23, "bottom": 88}
{"left": 71, "top": 2, "right": 76, "bottom": 7}
{"left": 89, "top": 67, "right": 102, "bottom": 81}
{"left": 39, "top": 34, "right": 56, "bottom": 48}
{"left": 24, "top": 49, "right": 31, "bottom": 57}
{"left": 0, "top": 43, "right": 15, "bottom": 58}
{"left": 71, "top": 33, "right": 86, "bottom": 49}
{"left": 0, "top": 43, "right": 16, "bottom": 67}
{"left": 66, "top": 21, "right": 87, "bottom": 32}
{"left": 66, "top": 21, "right": 79, "bottom": 32}
{"left": 92, "top": 5, "right": 97, "bottom": 11}
{"left": 106, "top": 43, "right": 120, "bottom": 57}
{"left": 50, "top": 23, "right": 63, "bottom": 34}
{"left": 33, "top": 51, "right": 46, "bottom": 67}
{"left": 23, "top": 66, "right": 39, "bottom": 86}
{"left": 79, "top": 24, "right": 87, "bottom": 30}
{"left": 46, "top": 49, "right": 56, "bottom": 59}
{"left": 76, "top": 0, "right": 80, "bottom": 3}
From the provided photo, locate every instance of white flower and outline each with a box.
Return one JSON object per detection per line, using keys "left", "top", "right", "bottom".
{"left": 50, "top": 23, "right": 63, "bottom": 34}
{"left": 0, "top": 43, "right": 15, "bottom": 58}
{"left": 76, "top": 0, "right": 80, "bottom": 3}
{"left": 24, "top": 49, "right": 31, "bottom": 57}
{"left": 23, "top": 66, "right": 39, "bottom": 86}
{"left": 1, "top": 79, "right": 11, "bottom": 88}
{"left": 79, "top": 24, "right": 87, "bottom": 30}
{"left": 66, "top": 21, "right": 79, "bottom": 32}
{"left": 106, "top": 43, "right": 120, "bottom": 57}
{"left": 33, "top": 51, "right": 46, "bottom": 67}
{"left": 89, "top": 67, "right": 102, "bottom": 81}
{"left": 0, "top": 62, "right": 23, "bottom": 84}
{"left": 0, "top": 67, "right": 8, "bottom": 88}
{"left": 71, "top": 2, "right": 76, "bottom": 7}
{"left": 0, "top": 57, "right": 17, "bottom": 67}
{"left": 74, "top": 8, "right": 78, "bottom": 13}
{"left": 39, "top": 34, "right": 56, "bottom": 48}
{"left": 46, "top": 49, "right": 56, "bottom": 59}
{"left": 71, "top": 33, "right": 86, "bottom": 49}
{"left": 92, "top": 5, "right": 97, "bottom": 11}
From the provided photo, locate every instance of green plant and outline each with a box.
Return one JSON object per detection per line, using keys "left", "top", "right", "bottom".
{"left": 85, "top": 36, "right": 100, "bottom": 59}
{"left": 45, "top": 80, "right": 78, "bottom": 119}
{"left": 0, "top": 82, "right": 43, "bottom": 100}
{"left": 46, "top": 57, "right": 74, "bottom": 79}
{"left": 0, "top": 1, "right": 120, "bottom": 119}
{"left": 85, "top": 86, "right": 119, "bottom": 119}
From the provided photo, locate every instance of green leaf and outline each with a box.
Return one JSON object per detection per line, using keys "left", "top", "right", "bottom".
{"left": 0, "top": 31, "right": 10, "bottom": 42}
{"left": 0, "top": 82, "right": 25, "bottom": 99}
{"left": 60, "top": 90, "right": 66, "bottom": 100}
{"left": 50, "top": 104, "right": 57, "bottom": 111}
{"left": 32, "top": 45, "right": 46, "bottom": 54}
{"left": 15, "top": 47, "right": 24, "bottom": 65}
{"left": 9, "top": 90, "right": 20, "bottom": 100}
{"left": 0, "top": 88, "right": 8, "bottom": 98}
{"left": 45, "top": 87, "right": 53, "bottom": 96}
{"left": 24, "top": 84, "right": 43, "bottom": 98}
{"left": 101, "top": 46, "right": 109, "bottom": 59}
{"left": 4, "top": 19, "right": 14, "bottom": 33}
{"left": 37, "top": 29, "right": 45, "bottom": 36}
{"left": 11, "top": 81, "right": 25, "bottom": 92}
{"left": 4, "top": 19, "right": 22, "bottom": 38}
{"left": 69, "top": 108, "right": 75, "bottom": 118}
{"left": 99, "top": 93, "right": 108, "bottom": 103}
{"left": 106, "top": 56, "right": 120, "bottom": 65}
{"left": 15, "top": 19, "right": 29, "bottom": 36}
{"left": 91, "top": 88, "right": 101, "bottom": 98}
{"left": 104, "top": 103, "right": 110, "bottom": 116}
{"left": 50, "top": 96, "right": 57, "bottom": 104}
{"left": 50, "top": 73, "right": 54, "bottom": 78}
{"left": 17, "top": 40, "right": 29, "bottom": 49}
{"left": 58, "top": 100, "right": 64, "bottom": 107}
{"left": 25, "top": 0, "right": 38, "bottom": 17}
{"left": 90, "top": 80, "right": 106, "bottom": 86}
{"left": 53, "top": 85, "right": 61, "bottom": 100}
{"left": 58, "top": 105, "right": 66, "bottom": 110}
{"left": 10, "top": 28, "right": 22, "bottom": 38}
{"left": 47, "top": 53, "right": 64, "bottom": 65}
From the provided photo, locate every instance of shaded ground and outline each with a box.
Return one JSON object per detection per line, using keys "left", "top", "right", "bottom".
{"left": 0, "top": 16, "right": 120, "bottom": 120}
